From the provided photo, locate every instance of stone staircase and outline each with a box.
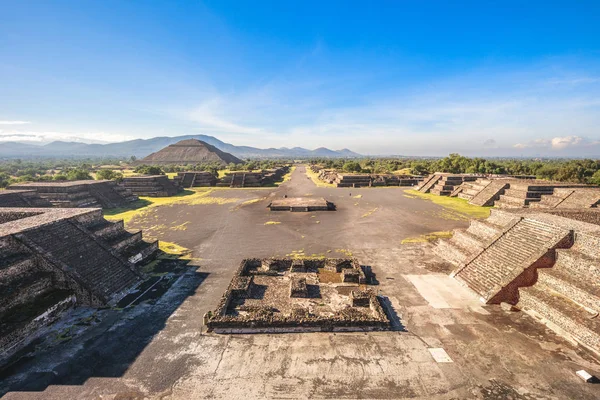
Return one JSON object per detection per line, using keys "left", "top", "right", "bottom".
{"left": 451, "top": 217, "right": 571, "bottom": 303}
{"left": 456, "top": 178, "right": 491, "bottom": 200}
{"left": 516, "top": 232, "right": 600, "bottom": 354}
{"left": 433, "top": 209, "right": 521, "bottom": 266}
{"left": 82, "top": 216, "right": 158, "bottom": 266}
{"left": 531, "top": 188, "right": 600, "bottom": 209}
{"left": 417, "top": 174, "right": 443, "bottom": 193}
{"left": 16, "top": 220, "right": 141, "bottom": 304}
{"left": 437, "top": 209, "right": 600, "bottom": 356}
{"left": 468, "top": 180, "right": 511, "bottom": 206}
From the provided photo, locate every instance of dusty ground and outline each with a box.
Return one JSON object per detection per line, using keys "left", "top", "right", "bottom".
{"left": 2, "top": 165, "right": 599, "bottom": 399}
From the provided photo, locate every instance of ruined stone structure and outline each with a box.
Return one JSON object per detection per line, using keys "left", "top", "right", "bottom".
{"left": 268, "top": 197, "right": 334, "bottom": 212}
{"left": 217, "top": 166, "right": 290, "bottom": 188}
{"left": 173, "top": 171, "right": 217, "bottom": 188}
{"left": 207, "top": 258, "right": 387, "bottom": 333}
{"left": 0, "top": 190, "right": 52, "bottom": 208}
{"left": 120, "top": 175, "right": 181, "bottom": 197}
{"left": 435, "top": 208, "right": 600, "bottom": 356}
{"left": 8, "top": 181, "right": 138, "bottom": 209}
{"left": 531, "top": 188, "right": 600, "bottom": 209}
{"left": 311, "top": 166, "right": 422, "bottom": 187}
{"left": 417, "top": 173, "right": 479, "bottom": 196}
{"left": 449, "top": 177, "right": 595, "bottom": 208}
{"left": 0, "top": 208, "right": 157, "bottom": 364}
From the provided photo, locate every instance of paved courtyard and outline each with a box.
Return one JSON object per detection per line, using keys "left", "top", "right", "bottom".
{"left": 2, "top": 166, "right": 599, "bottom": 399}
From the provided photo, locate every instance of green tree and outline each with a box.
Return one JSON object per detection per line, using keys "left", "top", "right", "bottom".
{"left": 96, "top": 169, "right": 124, "bottom": 181}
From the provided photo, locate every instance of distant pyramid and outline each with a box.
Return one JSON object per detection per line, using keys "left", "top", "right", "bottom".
{"left": 138, "top": 139, "right": 243, "bottom": 165}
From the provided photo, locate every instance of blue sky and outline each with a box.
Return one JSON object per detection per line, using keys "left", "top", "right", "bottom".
{"left": 1, "top": 1, "right": 600, "bottom": 156}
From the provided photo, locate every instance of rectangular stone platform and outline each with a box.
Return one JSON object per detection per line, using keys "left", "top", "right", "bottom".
{"left": 0, "top": 190, "right": 52, "bottom": 208}
{"left": 268, "top": 197, "right": 334, "bottom": 211}
{"left": 120, "top": 175, "right": 181, "bottom": 197}
{"left": 8, "top": 180, "right": 138, "bottom": 209}
{"left": 207, "top": 258, "right": 388, "bottom": 333}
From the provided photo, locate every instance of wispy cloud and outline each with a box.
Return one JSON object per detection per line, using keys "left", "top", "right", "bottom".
{"left": 188, "top": 98, "right": 263, "bottom": 135}
{"left": 0, "top": 129, "right": 135, "bottom": 144}
{"left": 179, "top": 59, "right": 600, "bottom": 155}
{"left": 0, "top": 120, "right": 31, "bottom": 125}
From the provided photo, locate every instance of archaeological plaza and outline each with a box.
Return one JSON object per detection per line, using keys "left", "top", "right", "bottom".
{"left": 1, "top": 146, "right": 600, "bottom": 399}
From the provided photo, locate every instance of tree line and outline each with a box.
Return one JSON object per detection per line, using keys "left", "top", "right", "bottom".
{"left": 310, "top": 154, "right": 600, "bottom": 185}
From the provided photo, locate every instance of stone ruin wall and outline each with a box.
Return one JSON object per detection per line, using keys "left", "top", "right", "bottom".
{"left": 208, "top": 258, "right": 387, "bottom": 331}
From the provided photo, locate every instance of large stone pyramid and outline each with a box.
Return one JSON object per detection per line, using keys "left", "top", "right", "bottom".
{"left": 139, "top": 139, "right": 243, "bottom": 165}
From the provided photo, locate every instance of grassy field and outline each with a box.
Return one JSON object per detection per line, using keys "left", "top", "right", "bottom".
{"left": 103, "top": 188, "right": 221, "bottom": 225}
{"left": 403, "top": 189, "right": 491, "bottom": 219}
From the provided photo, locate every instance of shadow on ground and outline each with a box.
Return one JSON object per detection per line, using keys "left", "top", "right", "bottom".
{"left": 379, "top": 296, "right": 406, "bottom": 332}
{"left": 0, "top": 254, "right": 207, "bottom": 396}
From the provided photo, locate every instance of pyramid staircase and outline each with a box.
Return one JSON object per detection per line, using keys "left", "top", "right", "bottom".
{"left": 436, "top": 209, "right": 600, "bottom": 356}
{"left": 517, "top": 232, "right": 600, "bottom": 355}
{"left": 531, "top": 188, "right": 600, "bottom": 209}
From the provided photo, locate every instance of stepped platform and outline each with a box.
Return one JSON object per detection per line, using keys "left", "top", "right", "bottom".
{"left": 436, "top": 208, "right": 600, "bottom": 356}
{"left": 493, "top": 181, "right": 590, "bottom": 208}
{"left": 120, "top": 175, "right": 181, "bottom": 197}
{"left": 174, "top": 171, "right": 217, "bottom": 188}
{"left": 8, "top": 180, "right": 138, "bottom": 209}
{"left": 0, "top": 190, "right": 52, "bottom": 208}
{"left": 531, "top": 187, "right": 600, "bottom": 209}
{"left": 268, "top": 197, "right": 334, "bottom": 211}
{"left": 0, "top": 207, "right": 156, "bottom": 364}
{"left": 417, "top": 173, "right": 479, "bottom": 195}
{"left": 310, "top": 167, "right": 422, "bottom": 187}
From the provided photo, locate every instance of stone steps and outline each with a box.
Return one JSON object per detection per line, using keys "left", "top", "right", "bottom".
{"left": 121, "top": 240, "right": 158, "bottom": 265}
{"left": 433, "top": 238, "right": 471, "bottom": 266}
{"left": 451, "top": 230, "right": 485, "bottom": 251}
{"left": 486, "top": 210, "right": 519, "bottom": 226}
{"left": 106, "top": 231, "right": 143, "bottom": 252}
{"left": 558, "top": 190, "right": 600, "bottom": 208}
{"left": 466, "top": 220, "right": 504, "bottom": 239}
{"left": 455, "top": 218, "right": 569, "bottom": 302}
{"left": 518, "top": 284, "right": 600, "bottom": 355}
{"left": 537, "top": 266, "right": 600, "bottom": 313}
{"left": 469, "top": 181, "right": 509, "bottom": 207}
{"left": 417, "top": 174, "right": 442, "bottom": 193}
{"left": 19, "top": 220, "right": 140, "bottom": 303}
{"left": 495, "top": 194, "right": 539, "bottom": 208}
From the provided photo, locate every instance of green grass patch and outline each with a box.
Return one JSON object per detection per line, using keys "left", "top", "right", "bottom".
{"left": 401, "top": 231, "right": 454, "bottom": 244}
{"left": 264, "top": 221, "right": 281, "bottom": 225}
{"left": 404, "top": 189, "right": 491, "bottom": 219}
{"left": 104, "top": 188, "right": 235, "bottom": 226}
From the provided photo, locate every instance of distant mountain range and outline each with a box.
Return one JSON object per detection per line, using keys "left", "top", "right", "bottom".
{"left": 0, "top": 134, "right": 361, "bottom": 159}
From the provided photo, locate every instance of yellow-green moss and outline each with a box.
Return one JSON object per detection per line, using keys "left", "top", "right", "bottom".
{"left": 404, "top": 189, "right": 491, "bottom": 219}
{"left": 401, "top": 231, "right": 454, "bottom": 244}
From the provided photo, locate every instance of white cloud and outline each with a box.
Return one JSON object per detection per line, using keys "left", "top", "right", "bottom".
{"left": 0, "top": 120, "right": 31, "bottom": 125}
{"left": 514, "top": 136, "right": 599, "bottom": 150}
